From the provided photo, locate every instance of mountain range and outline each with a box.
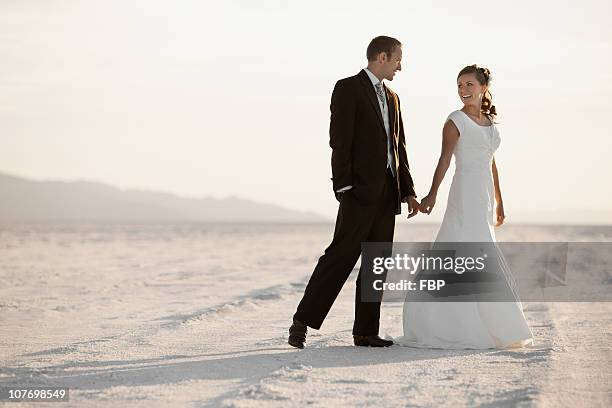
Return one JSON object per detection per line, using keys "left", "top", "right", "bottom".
{"left": 0, "top": 172, "right": 328, "bottom": 222}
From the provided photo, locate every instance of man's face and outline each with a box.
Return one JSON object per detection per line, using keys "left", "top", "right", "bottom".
{"left": 381, "top": 46, "right": 402, "bottom": 81}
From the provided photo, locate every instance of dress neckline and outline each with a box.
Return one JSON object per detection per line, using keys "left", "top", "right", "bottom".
{"left": 459, "top": 110, "right": 493, "bottom": 128}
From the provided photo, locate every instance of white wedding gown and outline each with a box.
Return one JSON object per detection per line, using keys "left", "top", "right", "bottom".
{"left": 395, "top": 110, "right": 534, "bottom": 349}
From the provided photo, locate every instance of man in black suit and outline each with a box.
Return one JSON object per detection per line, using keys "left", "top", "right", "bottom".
{"left": 289, "top": 36, "right": 419, "bottom": 348}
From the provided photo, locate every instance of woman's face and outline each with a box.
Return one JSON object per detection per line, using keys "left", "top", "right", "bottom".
{"left": 457, "top": 73, "right": 486, "bottom": 108}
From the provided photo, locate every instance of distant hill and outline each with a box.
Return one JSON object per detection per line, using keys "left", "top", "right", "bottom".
{"left": 504, "top": 209, "right": 612, "bottom": 226}
{"left": 0, "top": 172, "right": 328, "bottom": 222}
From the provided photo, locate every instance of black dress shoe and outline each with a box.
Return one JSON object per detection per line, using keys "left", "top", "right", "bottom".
{"left": 288, "top": 318, "right": 307, "bottom": 349}
{"left": 353, "top": 335, "right": 394, "bottom": 347}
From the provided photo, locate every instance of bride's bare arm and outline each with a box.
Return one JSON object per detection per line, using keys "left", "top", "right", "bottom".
{"left": 492, "top": 158, "right": 502, "bottom": 202}
{"left": 492, "top": 157, "right": 505, "bottom": 226}
{"left": 420, "top": 120, "right": 460, "bottom": 214}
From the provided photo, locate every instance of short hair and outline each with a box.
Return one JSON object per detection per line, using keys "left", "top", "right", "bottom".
{"left": 367, "top": 36, "right": 402, "bottom": 61}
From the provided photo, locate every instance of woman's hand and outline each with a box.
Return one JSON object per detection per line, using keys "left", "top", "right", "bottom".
{"left": 420, "top": 194, "right": 436, "bottom": 214}
{"left": 495, "top": 201, "right": 505, "bottom": 227}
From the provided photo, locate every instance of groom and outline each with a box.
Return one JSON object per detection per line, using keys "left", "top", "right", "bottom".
{"left": 288, "top": 36, "right": 419, "bottom": 348}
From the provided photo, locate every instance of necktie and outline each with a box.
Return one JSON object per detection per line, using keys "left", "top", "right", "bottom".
{"left": 375, "top": 83, "right": 396, "bottom": 177}
{"left": 374, "top": 82, "right": 385, "bottom": 106}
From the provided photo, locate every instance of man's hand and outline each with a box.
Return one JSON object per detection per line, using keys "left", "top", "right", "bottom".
{"left": 419, "top": 194, "right": 436, "bottom": 215}
{"left": 403, "top": 196, "right": 420, "bottom": 219}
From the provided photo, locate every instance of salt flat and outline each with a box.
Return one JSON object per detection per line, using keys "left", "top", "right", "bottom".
{"left": 0, "top": 223, "right": 610, "bottom": 407}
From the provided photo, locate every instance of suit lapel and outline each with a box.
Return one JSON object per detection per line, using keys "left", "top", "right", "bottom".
{"left": 358, "top": 69, "right": 386, "bottom": 134}
{"left": 384, "top": 85, "right": 400, "bottom": 165}
{"left": 384, "top": 85, "right": 397, "bottom": 143}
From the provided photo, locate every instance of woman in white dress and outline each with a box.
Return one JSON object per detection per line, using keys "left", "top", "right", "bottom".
{"left": 396, "top": 65, "right": 534, "bottom": 349}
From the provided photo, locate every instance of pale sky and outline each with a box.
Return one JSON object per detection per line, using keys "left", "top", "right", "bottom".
{"left": 1, "top": 0, "right": 611, "bottom": 223}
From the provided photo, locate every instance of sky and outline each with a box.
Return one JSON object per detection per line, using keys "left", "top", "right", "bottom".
{"left": 1, "top": 0, "right": 611, "bottom": 223}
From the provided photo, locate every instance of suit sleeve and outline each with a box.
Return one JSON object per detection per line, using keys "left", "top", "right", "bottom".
{"left": 329, "top": 80, "right": 355, "bottom": 192}
{"left": 396, "top": 96, "right": 417, "bottom": 199}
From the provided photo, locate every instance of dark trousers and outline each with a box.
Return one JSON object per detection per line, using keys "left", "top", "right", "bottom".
{"left": 294, "top": 169, "right": 397, "bottom": 335}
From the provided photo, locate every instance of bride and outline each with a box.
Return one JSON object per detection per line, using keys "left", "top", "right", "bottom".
{"left": 395, "top": 65, "right": 534, "bottom": 349}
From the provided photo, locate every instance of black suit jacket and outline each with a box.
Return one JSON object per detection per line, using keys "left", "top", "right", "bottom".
{"left": 329, "top": 69, "right": 416, "bottom": 215}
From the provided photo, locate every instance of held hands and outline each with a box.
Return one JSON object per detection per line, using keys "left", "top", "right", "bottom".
{"left": 402, "top": 196, "right": 420, "bottom": 219}
{"left": 495, "top": 201, "right": 505, "bottom": 227}
{"left": 419, "top": 193, "right": 436, "bottom": 215}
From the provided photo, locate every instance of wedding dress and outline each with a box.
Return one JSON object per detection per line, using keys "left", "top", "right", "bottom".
{"left": 395, "top": 110, "right": 534, "bottom": 349}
